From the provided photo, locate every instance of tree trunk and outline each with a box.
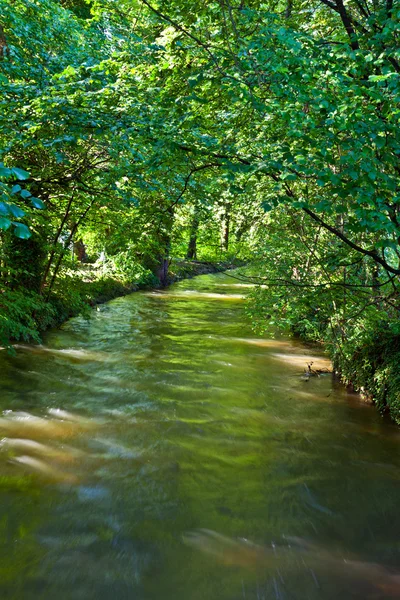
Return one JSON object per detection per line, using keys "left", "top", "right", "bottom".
{"left": 222, "top": 206, "right": 231, "bottom": 252}
{"left": 157, "top": 257, "right": 170, "bottom": 287}
{"left": 73, "top": 238, "right": 87, "bottom": 262}
{"left": 186, "top": 214, "right": 199, "bottom": 260}
{"left": 155, "top": 205, "right": 174, "bottom": 287}
{"left": 0, "top": 25, "right": 8, "bottom": 58}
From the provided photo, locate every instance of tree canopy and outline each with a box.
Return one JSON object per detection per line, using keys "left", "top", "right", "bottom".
{"left": 0, "top": 0, "right": 399, "bottom": 414}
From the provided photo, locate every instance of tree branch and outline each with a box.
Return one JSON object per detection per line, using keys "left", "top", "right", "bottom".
{"left": 319, "top": 0, "right": 367, "bottom": 38}
{"left": 302, "top": 206, "right": 400, "bottom": 275}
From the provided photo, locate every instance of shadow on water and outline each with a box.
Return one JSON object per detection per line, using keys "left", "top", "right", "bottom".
{"left": 0, "top": 272, "right": 400, "bottom": 599}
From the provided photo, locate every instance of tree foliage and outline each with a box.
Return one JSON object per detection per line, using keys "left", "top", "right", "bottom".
{"left": 0, "top": 0, "right": 399, "bottom": 414}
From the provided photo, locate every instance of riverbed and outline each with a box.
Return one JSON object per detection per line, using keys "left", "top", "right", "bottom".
{"left": 0, "top": 271, "right": 399, "bottom": 599}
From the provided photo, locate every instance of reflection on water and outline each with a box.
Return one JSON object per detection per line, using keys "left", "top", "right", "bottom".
{"left": 184, "top": 530, "right": 400, "bottom": 598}
{"left": 145, "top": 290, "right": 246, "bottom": 300}
{"left": 270, "top": 352, "right": 332, "bottom": 371}
{"left": 0, "top": 272, "right": 399, "bottom": 599}
{"left": 0, "top": 410, "right": 98, "bottom": 487}
{"left": 0, "top": 437, "right": 85, "bottom": 464}
{"left": 15, "top": 345, "right": 114, "bottom": 363}
{"left": 12, "top": 455, "right": 80, "bottom": 485}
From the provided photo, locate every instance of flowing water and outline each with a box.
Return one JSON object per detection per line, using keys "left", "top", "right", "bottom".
{"left": 0, "top": 272, "right": 400, "bottom": 599}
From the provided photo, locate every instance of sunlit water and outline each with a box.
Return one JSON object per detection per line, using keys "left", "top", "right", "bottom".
{"left": 0, "top": 272, "right": 400, "bottom": 599}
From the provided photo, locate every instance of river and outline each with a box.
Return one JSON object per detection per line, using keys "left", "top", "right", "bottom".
{"left": 0, "top": 271, "right": 400, "bottom": 599}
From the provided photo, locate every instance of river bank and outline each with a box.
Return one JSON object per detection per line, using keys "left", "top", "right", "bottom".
{"left": 234, "top": 267, "right": 400, "bottom": 425}
{"left": 290, "top": 318, "right": 400, "bottom": 425}
{"left": 330, "top": 330, "right": 400, "bottom": 424}
{"left": 0, "top": 258, "right": 242, "bottom": 351}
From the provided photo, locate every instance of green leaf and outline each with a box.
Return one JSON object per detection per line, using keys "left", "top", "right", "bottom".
{"left": 0, "top": 202, "right": 9, "bottom": 216}
{"left": 12, "top": 167, "right": 30, "bottom": 180}
{"left": 0, "top": 166, "right": 11, "bottom": 178}
{"left": 262, "top": 202, "right": 273, "bottom": 212}
{"left": 292, "top": 200, "right": 306, "bottom": 208}
{"left": 0, "top": 217, "right": 11, "bottom": 230}
{"left": 315, "top": 200, "right": 331, "bottom": 212}
{"left": 8, "top": 204, "right": 25, "bottom": 218}
{"left": 13, "top": 223, "right": 31, "bottom": 239}
{"left": 30, "top": 197, "right": 45, "bottom": 209}
{"left": 11, "top": 185, "right": 22, "bottom": 194}
{"left": 280, "top": 173, "right": 297, "bottom": 181}
{"left": 20, "top": 189, "right": 32, "bottom": 199}
{"left": 376, "top": 239, "right": 398, "bottom": 250}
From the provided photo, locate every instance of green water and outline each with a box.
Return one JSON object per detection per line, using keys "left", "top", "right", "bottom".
{"left": 0, "top": 272, "right": 400, "bottom": 599}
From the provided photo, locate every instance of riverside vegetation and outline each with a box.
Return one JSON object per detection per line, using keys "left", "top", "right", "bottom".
{"left": 0, "top": 0, "right": 399, "bottom": 419}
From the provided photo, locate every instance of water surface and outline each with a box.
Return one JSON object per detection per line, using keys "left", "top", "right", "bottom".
{"left": 0, "top": 272, "right": 399, "bottom": 599}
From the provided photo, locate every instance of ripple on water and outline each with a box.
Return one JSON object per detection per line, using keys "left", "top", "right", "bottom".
{"left": 0, "top": 272, "right": 398, "bottom": 600}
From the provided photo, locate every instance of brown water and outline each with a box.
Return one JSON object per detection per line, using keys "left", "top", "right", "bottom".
{"left": 0, "top": 272, "right": 400, "bottom": 599}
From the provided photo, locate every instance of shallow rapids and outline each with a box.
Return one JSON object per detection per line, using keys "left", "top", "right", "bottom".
{"left": 0, "top": 272, "right": 400, "bottom": 599}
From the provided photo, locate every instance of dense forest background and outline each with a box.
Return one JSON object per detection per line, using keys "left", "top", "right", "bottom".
{"left": 0, "top": 0, "right": 399, "bottom": 418}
